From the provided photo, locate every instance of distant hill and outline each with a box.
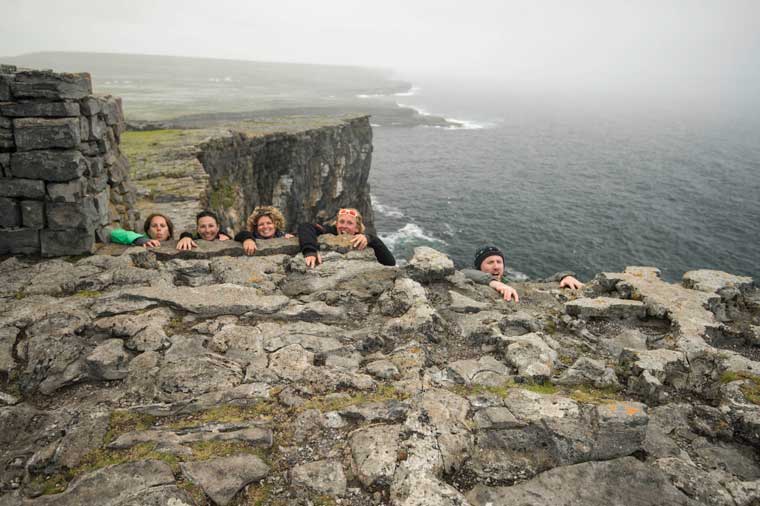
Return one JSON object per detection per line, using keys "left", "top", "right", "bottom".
{"left": 1, "top": 52, "right": 443, "bottom": 124}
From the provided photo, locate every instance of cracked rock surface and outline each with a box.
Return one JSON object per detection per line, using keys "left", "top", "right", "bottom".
{"left": 1, "top": 247, "right": 759, "bottom": 505}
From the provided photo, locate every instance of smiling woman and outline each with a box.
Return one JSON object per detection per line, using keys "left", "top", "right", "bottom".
{"left": 176, "top": 210, "right": 232, "bottom": 250}
{"left": 234, "top": 205, "right": 294, "bottom": 256}
{"left": 297, "top": 207, "right": 395, "bottom": 267}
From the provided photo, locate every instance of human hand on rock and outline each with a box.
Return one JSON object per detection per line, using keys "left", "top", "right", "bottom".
{"left": 143, "top": 239, "right": 161, "bottom": 248}
{"left": 243, "top": 239, "right": 257, "bottom": 256}
{"left": 489, "top": 280, "right": 519, "bottom": 302}
{"left": 560, "top": 276, "right": 584, "bottom": 290}
{"left": 284, "top": 233, "right": 294, "bottom": 239}
{"left": 351, "top": 234, "right": 368, "bottom": 250}
{"left": 218, "top": 233, "right": 231, "bottom": 241}
{"left": 177, "top": 237, "right": 197, "bottom": 250}
{"left": 305, "top": 253, "right": 322, "bottom": 268}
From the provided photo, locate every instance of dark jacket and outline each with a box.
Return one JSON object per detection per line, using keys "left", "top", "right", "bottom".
{"left": 298, "top": 223, "right": 396, "bottom": 266}
{"left": 233, "top": 229, "right": 286, "bottom": 242}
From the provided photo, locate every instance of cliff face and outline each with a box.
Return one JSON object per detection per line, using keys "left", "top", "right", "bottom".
{"left": 1, "top": 242, "right": 759, "bottom": 505}
{"left": 198, "top": 116, "right": 375, "bottom": 234}
{"left": 0, "top": 66, "right": 139, "bottom": 256}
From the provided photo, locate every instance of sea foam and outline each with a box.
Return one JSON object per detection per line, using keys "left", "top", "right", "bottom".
{"left": 380, "top": 223, "right": 446, "bottom": 251}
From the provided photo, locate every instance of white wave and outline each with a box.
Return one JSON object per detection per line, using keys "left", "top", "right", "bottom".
{"left": 394, "top": 85, "right": 421, "bottom": 97}
{"left": 372, "top": 197, "right": 404, "bottom": 218}
{"left": 356, "top": 93, "right": 386, "bottom": 98}
{"left": 370, "top": 123, "right": 382, "bottom": 128}
{"left": 397, "top": 102, "right": 490, "bottom": 130}
{"left": 208, "top": 76, "right": 234, "bottom": 83}
{"left": 380, "top": 223, "right": 445, "bottom": 251}
{"left": 396, "top": 102, "right": 431, "bottom": 116}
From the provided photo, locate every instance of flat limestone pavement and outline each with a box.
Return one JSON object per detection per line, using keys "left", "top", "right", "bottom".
{"left": 0, "top": 247, "right": 759, "bottom": 505}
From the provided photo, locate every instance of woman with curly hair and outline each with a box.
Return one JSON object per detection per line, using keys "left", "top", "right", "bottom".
{"left": 298, "top": 207, "right": 395, "bottom": 267}
{"left": 234, "top": 205, "right": 294, "bottom": 255}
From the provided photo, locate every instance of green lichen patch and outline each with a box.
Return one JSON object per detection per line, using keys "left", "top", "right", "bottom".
{"left": 721, "top": 371, "right": 760, "bottom": 404}
{"left": 167, "top": 401, "right": 280, "bottom": 430}
{"left": 73, "top": 290, "right": 102, "bottom": 298}
{"left": 208, "top": 178, "right": 238, "bottom": 210}
{"left": 104, "top": 410, "right": 156, "bottom": 444}
{"left": 301, "top": 384, "right": 410, "bottom": 412}
{"left": 189, "top": 440, "right": 269, "bottom": 463}
{"left": 567, "top": 385, "right": 624, "bottom": 404}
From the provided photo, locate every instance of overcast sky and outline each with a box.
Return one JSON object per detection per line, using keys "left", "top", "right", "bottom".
{"left": 3, "top": 0, "right": 759, "bottom": 99}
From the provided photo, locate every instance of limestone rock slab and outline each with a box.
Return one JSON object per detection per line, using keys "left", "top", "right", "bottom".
{"left": 565, "top": 297, "right": 646, "bottom": 319}
{"left": 407, "top": 246, "right": 455, "bottom": 282}
{"left": 290, "top": 459, "right": 346, "bottom": 497}
{"left": 466, "top": 456, "right": 693, "bottom": 506}
{"left": 181, "top": 454, "right": 269, "bottom": 505}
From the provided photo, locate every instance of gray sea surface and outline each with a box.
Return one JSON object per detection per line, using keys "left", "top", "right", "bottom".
{"left": 370, "top": 84, "right": 760, "bottom": 281}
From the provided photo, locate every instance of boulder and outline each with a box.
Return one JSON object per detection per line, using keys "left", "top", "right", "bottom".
{"left": 407, "top": 246, "right": 455, "bottom": 282}
{"left": 290, "top": 460, "right": 347, "bottom": 497}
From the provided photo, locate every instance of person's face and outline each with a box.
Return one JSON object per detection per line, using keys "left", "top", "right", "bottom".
{"left": 480, "top": 255, "right": 504, "bottom": 279}
{"left": 336, "top": 215, "right": 359, "bottom": 235}
{"left": 197, "top": 216, "right": 219, "bottom": 241}
{"left": 148, "top": 216, "right": 170, "bottom": 241}
{"left": 256, "top": 216, "right": 276, "bottom": 238}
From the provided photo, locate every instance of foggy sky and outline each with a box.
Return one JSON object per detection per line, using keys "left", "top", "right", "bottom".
{"left": 2, "top": 0, "right": 760, "bottom": 101}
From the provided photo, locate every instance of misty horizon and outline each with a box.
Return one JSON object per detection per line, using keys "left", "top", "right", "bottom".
{"left": 2, "top": 1, "right": 759, "bottom": 112}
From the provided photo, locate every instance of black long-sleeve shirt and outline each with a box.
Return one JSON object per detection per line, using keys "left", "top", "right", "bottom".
{"left": 297, "top": 223, "right": 396, "bottom": 266}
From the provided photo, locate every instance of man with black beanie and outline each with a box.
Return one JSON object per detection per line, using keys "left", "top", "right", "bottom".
{"left": 462, "top": 245, "right": 583, "bottom": 302}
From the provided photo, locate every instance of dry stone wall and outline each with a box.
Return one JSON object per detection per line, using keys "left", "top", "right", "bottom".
{"left": 0, "top": 65, "right": 138, "bottom": 256}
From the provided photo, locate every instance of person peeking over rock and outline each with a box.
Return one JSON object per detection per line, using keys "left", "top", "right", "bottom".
{"left": 298, "top": 207, "right": 396, "bottom": 267}
{"left": 462, "top": 245, "right": 583, "bottom": 302}
{"left": 234, "top": 205, "right": 294, "bottom": 256}
{"left": 176, "top": 210, "right": 232, "bottom": 250}
{"left": 110, "top": 213, "right": 174, "bottom": 248}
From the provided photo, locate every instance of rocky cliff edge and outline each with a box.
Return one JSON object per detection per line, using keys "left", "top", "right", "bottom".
{"left": 1, "top": 242, "right": 759, "bottom": 506}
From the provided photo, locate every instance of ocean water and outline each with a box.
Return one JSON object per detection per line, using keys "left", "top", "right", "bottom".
{"left": 369, "top": 83, "right": 760, "bottom": 282}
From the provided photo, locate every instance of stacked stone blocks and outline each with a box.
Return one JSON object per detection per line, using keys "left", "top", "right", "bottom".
{"left": 0, "top": 65, "right": 138, "bottom": 256}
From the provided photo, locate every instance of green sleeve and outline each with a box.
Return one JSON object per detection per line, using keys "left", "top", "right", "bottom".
{"left": 110, "top": 229, "right": 145, "bottom": 245}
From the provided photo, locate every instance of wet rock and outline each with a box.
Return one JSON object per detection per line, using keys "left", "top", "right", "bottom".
{"left": 181, "top": 454, "right": 269, "bottom": 505}
{"left": 350, "top": 424, "right": 401, "bottom": 488}
{"left": 554, "top": 356, "right": 620, "bottom": 389}
{"left": 565, "top": 297, "right": 647, "bottom": 320}
{"left": 466, "top": 456, "right": 693, "bottom": 506}
{"left": 289, "top": 459, "right": 346, "bottom": 497}
{"left": 406, "top": 246, "right": 455, "bottom": 283}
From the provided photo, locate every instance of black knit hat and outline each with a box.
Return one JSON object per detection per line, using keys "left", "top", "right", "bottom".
{"left": 474, "top": 246, "right": 504, "bottom": 269}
